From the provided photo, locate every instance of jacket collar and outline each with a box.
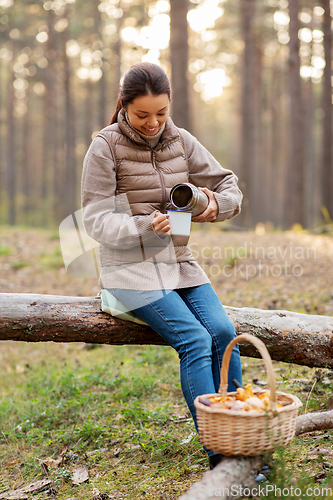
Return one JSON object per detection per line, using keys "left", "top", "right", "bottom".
{"left": 117, "top": 108, "right": 180, "bottom": 150}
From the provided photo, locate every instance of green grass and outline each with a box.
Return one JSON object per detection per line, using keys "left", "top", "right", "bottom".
{"left": 0, "top": 342, "right": 332, "bottom": 499}
{"left": 38, "top": 247, "right": 64, "bottom": 270}
{"left": 0, "top": 343, "right": 206, "bottom": 499}
{"left": 10, "top": 261, "right": 28, "bottom": 269}
{"left": 0, "top": 245, "right": 11, "bottom": 256}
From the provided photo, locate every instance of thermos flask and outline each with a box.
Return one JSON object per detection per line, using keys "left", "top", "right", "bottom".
{"left": 169, "top": 183, "right": 209, "bottom": 216}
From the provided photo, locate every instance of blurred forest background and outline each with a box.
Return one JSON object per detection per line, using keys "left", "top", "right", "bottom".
{"left": 0, "top": 0, "right": 332, "bottom": 230}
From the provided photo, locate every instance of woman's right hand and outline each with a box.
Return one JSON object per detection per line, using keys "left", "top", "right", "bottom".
{"left": 152, "top": 211, "right": 171, "bottom": 235}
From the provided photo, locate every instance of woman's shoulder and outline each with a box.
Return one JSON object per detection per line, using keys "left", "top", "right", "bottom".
{"left": 175, "top": 127, "right": 202, "bottom": 157}
{"left": 97, "top": 123, "right": 122, "bottom": 139}
{"left": 177, "top": 127, "right": 196, "bottom": 142}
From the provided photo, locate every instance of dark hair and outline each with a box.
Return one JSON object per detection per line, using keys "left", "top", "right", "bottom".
{"left": 110, "top": 62, "right": 172, "bottom": 124}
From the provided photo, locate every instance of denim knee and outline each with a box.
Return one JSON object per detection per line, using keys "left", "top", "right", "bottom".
{"left": 223, "top": 320, "right": 238, "bottom": 343}
{"left": 177, "top": 328, "right": 213, "bottom": 362}
{"left": 207, "top": 316, "right": 236, "bottom": 345}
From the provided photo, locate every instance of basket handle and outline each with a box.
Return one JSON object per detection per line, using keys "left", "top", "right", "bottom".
{"left": 219, "top": 333, "right": 277, "bottom": 411}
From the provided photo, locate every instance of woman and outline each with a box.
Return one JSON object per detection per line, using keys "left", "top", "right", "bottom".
{"left": 81, "top": 62, "right": 243, "bottom": 469}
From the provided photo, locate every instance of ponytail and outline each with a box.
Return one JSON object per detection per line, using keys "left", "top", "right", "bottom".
{"left": 110, "top": 97, "right": 122, "bottom": 125}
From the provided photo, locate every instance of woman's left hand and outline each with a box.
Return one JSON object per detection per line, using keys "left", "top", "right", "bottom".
{"left": 191, "top": 187, "right": 219, "bottom": 223}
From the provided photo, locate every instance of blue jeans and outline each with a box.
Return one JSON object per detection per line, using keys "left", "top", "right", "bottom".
{"left": 108, "top": 283, "right": 242, "bottom": 456}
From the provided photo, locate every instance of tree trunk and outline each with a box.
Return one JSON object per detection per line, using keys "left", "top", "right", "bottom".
{"left": 22, "top": 86, "right": 32, "bottom": 226}
{"left": 6, "top": 43, "right": 16, "bottom": 225}
{"left": 46, "top": 8, "right": 60, "bottom": 226}
{"left": 0, "top": 293, "right": 332, "bottom": 369}
{"left": 295, "top": 409, "right": 333, "bottom": 436}
{"left": 286, "top": 0, "right": 304, "bottom": 228}
{"left": 320, "top": 0, "right": 333, "bottom": 220}
{"left": 41, "top": 8, "right": 58, "bottom": 227}
{"left": 252, "top": 44, "right": 263, "bottom": 225}
{"left": 62, "top": 12, "right": 77, "bottom": 219}
{"left": 169, "top": 0, "right": 190, "bottom": 131}
{"left": 239, "top": 0, "right": 256, "bottom": 228}
{"left": 270, "top": 66, "right": 284, "bottom": 227}
{"left": 0, "top": 58, "right": 3, "bottom": 211}
{"left": 303, "top": 77, "right": 315, "bottom": 228}
{"left": 94, "top": 0, "right": 107, "bottom": 130}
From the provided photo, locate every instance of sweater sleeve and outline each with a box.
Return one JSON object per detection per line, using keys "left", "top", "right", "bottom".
{"left": 179, "top": 129, "right": 242, "bottom": 222}
{"left": 81, "top": 135, "right": 160, "bottom": 249}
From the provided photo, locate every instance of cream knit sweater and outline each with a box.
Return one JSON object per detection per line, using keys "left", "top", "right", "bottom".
{"left": 81, "top": 112, "right": 242, "bottom": 290}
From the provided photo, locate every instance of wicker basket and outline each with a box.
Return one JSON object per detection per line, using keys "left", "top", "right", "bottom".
{"left": 194, "top": 333, "right": 302, "bottom": 456}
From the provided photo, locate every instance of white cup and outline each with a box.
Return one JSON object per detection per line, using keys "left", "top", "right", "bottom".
{"left": 167, "top": 210, "right": 192, "bottom": 236}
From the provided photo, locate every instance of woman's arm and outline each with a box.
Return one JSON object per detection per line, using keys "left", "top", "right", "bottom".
{"left": 81, "top": 136, "right": 161, "bottom": 248}
{"left": 179, "top": 129, "right": 243, "bottom": 222}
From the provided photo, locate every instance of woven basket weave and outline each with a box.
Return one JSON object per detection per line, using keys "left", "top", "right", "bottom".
{"left": 194, "top": 333, "right": 302, "bottom": 456}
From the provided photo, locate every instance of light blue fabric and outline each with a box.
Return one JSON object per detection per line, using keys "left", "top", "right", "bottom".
{"left": 98, "top": 289, "right": 148, "bottom": 325}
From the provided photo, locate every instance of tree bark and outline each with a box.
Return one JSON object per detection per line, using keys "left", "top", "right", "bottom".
{"left": 320, "top": 0, "right": 333, "bottom": 220}
{"left": 295, "top": 409, "right": 333, "bottom": 436}
{"left": 6, "top": 42, "right": 16, "bottom": 225}
{"left": 169, "top": 0, "right": 190, "bottom": 131}
{"left": 43, "top": 8, "right": 58, "bottom": 226}
{"left": 239, "top": 0, "right": 256, "bottom": 228}
{"left": 62, "top": 10, "right": 77, "bottom": 220}
{"left": 286, "top": 0, "right": 304, "bottom": 228}
{"left": 22, "top": 84, "right": 31, "bottom": 226}
{"left": 179, "top": 456, "right": 263, "bottom": 500}
{"left": 0, "top": 293, "right": 332, "bottom": 369}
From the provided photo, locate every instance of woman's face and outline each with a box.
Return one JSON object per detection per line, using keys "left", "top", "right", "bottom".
{"left": 125, "top": 93, "right": 170, "bottom": 136}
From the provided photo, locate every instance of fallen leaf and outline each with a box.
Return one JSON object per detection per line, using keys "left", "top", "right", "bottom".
{"left": 6, "top": 460, "right": 21, "bottom": 467}
{"left": 86, "top": 447, "right": 108, "bottom": 456}
{"left": 180, "top": 432, "right": 195, "bottom": 445}
{"left": 42, "top": 457, "right": 63, "bottom": 468}
{"left": 72, "top": 466, "right": 89, "bottom": 485}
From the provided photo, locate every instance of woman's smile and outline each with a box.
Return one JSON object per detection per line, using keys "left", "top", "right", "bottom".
{"left": 142, "top": 125, "right": 159, "bottom": 134}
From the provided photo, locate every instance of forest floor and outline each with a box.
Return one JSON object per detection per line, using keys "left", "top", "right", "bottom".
{"left": 0, "top": 224, "right": 333, "bottom": 499}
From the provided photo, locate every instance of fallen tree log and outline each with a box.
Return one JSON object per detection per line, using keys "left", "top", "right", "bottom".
{"left": 0, "top": 293, "right": 333, "bottom": 369}
{"left": 179, "top": 456, "right": 263, "bottom": 500}
{"left": 179, "top": 410, "right": 333, "bottom": 500}
{"left": 295, "top": 409, "right": 333, "bottom": 436}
